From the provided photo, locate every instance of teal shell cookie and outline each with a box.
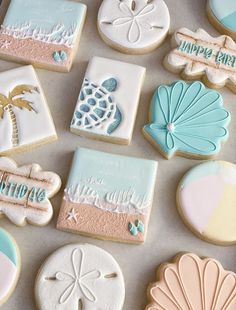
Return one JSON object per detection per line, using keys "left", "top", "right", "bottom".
{"left": 143, "top": 81, "right": 230, "bottom": 159}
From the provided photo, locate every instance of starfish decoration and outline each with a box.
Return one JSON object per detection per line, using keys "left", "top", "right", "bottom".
{"left": 54, "top": 248, "right": 101, "bottom": 304}
{"left": 67, "top": 208, "right": 78, "bottom": 223}
{"left": 0, "top": 40, "right": 12, "bottom": 49}
{"left": 103, "top": 1, "right": 163, "bottom": 43}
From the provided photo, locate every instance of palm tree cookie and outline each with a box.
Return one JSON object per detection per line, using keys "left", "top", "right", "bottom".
{"left": 0, "top": 65, "right": 57, "bottom": 155}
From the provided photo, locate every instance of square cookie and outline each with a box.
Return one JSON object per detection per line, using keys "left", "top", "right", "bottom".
{"left": 57, "top": 148, "right": 158, "bottom": 244}
{"left": 0, "top": 65, "right": 57, "bottom": 155}
{"left": 0, "top": 0, "right": 87, "bottom": 72}
{"left": 70, "top": 56, "right": 146, "bottom": 144}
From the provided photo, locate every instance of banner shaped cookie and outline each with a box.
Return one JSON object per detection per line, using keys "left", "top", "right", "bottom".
{"left": 165, "top": 28, "right": 236, "bottom": 92}
{"left": 177, "top": 161, "right": 236, "bottom": 245}
{"left": 57, "top": 148, "right": 158, "bottom": 244}
{"left": 0, "top": 157, "right": 61, "bottom": 226}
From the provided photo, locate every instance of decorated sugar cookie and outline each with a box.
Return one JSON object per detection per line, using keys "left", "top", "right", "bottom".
{"left": 70, "top": 56, "right": 146, "bottom": 145}
{"left": 0, "top": 228, "right": 20, "bottom": 306}
{"left": 207, "top": 0, "right": 236, "bottom": 39}
{"left": 146, "top": 253, "right": 236, "bottom": 310}
{"left": 143, "top": 81, "right": 230, "bottom": 159}
{"left": 57, "top": 148, "right": 158, "bottom": 244}
{"left": 0, "top": 65, "right": 57, "bottom": 155}
{"left": 164, "top": 28, "right": 236, "bottom": 92}
{"left": 97, "top": 0, "right": 170, "bottom": 54}
{"left": 0, "top": 157, "right": 61, "bottom": 226}
{"left": 0, "top": 0, "right": 87, "bottom": 72}
{"left": 35, "top": 243, "right": 125, "bottom": 310}
{"left": 177, "top": 160, "right": 236, "bottom": 245}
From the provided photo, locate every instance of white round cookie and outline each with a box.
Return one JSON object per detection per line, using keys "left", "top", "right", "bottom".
{"left": 35, "top": 243, "right": 125, "bottom": 310}
{"left": 97, "top": 0, "right": 170, "bottom": 54}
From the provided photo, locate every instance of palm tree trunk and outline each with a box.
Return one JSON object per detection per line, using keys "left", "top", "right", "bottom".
{"left": 8, "top": 107, "right": 19, "bottom": 147}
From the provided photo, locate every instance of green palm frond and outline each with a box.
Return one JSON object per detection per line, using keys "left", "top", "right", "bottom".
{"left": 9, "top": 85, "right": 38, "bottom": 100}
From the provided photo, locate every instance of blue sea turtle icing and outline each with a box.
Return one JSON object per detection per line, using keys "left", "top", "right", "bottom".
{"left": 143, "top": 80, "right": 230, "bottom": 159}
{"left": 209, "top": 0, "right": 236, "bottom": 32}
{"left": 71, "top": 77, "right": 122, "bottom": 135}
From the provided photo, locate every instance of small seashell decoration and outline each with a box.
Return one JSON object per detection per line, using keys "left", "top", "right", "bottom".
{"left": 146, "top": 253, "right": 236, "bottom": 310}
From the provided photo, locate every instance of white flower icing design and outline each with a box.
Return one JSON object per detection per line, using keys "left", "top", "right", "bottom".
{"left": 55, "top": 248, "right": 101, "bottom": 304}
{"left": 106, "top": 1, "right": 162, "bottom": 43}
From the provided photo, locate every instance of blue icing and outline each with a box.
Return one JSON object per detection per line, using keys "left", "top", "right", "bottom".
{"left": 0, "top": 228, "right": 18, "bottom": 266}
{"left": 209, "top": 0, "right": 236, "bottom": 31}
{"left": 143, "top": 81, "right": 230, "bottom": 158}
{"left": 67, "top": 148, "right": 158, "bottom": 201}
{"left": 221, "top": 12, "right": 236, "bottom": 31}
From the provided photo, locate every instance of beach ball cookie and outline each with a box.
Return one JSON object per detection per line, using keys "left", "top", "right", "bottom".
{"left": 0, "top": 0, "right": 87, "bottom": 72}
{"left": 0, "top": 65, "right": 57, "bottom": 155}
{"left": 143, "top": 81, "right": 230, "bottom": 159}
{"left": 57, "top": 147, "right": 158, "bottom": 244}
{"left": 177, "top": 161, "right": 236, "bottom": 245}
{"left": 35, "top": 243, "right": 125, "bottom": 310}
{"left": 207, "top": 0, "right": 236, "bottom": 40}
{"left": 0, "top": 228, "right": 20, "bottom": 306}
{"left": 70, "top": 56, "right": 146, "bottom": 145}
{"left": 97, "top": 0, "right": 170, "bottom": 54}
{"left": 146, "top": 252, "right": 236, "bottom": 310}
{"left": 0, "top": 157, "right": 61, "bottom": 226}
{"left": 164, "top": 28, "right": 236, "bottom": 92}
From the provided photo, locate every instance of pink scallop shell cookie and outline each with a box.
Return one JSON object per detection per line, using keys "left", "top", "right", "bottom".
{"left": 146, "top": 253, "right": 236, "bottom": 310}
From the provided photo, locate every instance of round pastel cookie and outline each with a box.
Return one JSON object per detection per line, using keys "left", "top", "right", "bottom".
{"left": 207, "top": 0, "right": 236, "bottom": 39}
{"left": 177, "top": 160, "right": 236, "bottom": 245}
{"left": 146, "top": 252, "right": 236, "bottom": 310}
{"left": 0, "top": 228, "right": 20, "bottom": 306}
{"left": 35, "top": 243, "right": 125, "bottom": 310}
{"left": 97, "top": 0, "right": 170, "bottom": 54}
{"left": 143, "top": 81, "right": 230, "bottom": 159}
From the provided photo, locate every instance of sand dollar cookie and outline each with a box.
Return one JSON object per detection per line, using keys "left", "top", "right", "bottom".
{"left": 146, "top": 252, "right": 236, "bottom": 310}
{"left": 207, "top": 0, "right": 236, "bottom": 40}
{"left": 143, "top": 81, "right": 230, "bottom": 159}
{"left": 35, "top": 243, "right": 125, "bottom": 310}
{"left": 97, "top": 0, "right": 170, "bottom": 54}
{"left": 0, "top": 228, "right": 20, "bottom": 306}
{"left": 177, "top": 160, "right": 236, "bottom": 245}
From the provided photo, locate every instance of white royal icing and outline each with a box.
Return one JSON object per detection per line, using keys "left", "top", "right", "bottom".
{"left": 98, "top": 0, "right": 170, "bottom": 52}
{"left": 35, "top": 243, "right": 125, "bottom": 310}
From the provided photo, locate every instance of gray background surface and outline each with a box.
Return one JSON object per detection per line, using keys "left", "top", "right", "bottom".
{"left": 1, "top": 0, "right": 236, "bottom": 309}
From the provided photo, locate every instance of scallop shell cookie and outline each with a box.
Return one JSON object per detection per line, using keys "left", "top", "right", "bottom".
{"left": 0, "top": 228, "right": 20, "bottom": 307}
{"left": 146, "top": 253, "right": 236, "bottom": 310}
{"left": 143, "top": 81, "right": 230, "bottom": 159}
{"left": 97, "top": 0, "right": 170, "bottom": 54}
{"left": 207, "top": 0, "right": 236, "bottom": 39}
{"left": 177, "top": 160, "right": 236, "bottom": 245}
{"left": 35, "top": 243, "right": 125, "bottom": 310}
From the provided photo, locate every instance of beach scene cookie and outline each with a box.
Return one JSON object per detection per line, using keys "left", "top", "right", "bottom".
{"left": 0, "top": 65, "right": 57, "bottom": 155}
{"left": 97, "top": 0, "right": 170, "bottom": 54}
{"left": 57, "top": 147, "right": 158, "bottom": 244}
{"left": 35, "top": 243, "right": 125, "bottom": 310}
{"left": 143, "top": 81, "right": 230, "bottom": 159}
{"left": 0, "top": 157, "right": 61, "bottom": 226}
{"left": 0, "top": 228, "right": 20, "bottom": 307}
{"left": 0, "top": 0, "right": 87, "bottom": 72}
{"left": 164, "top": 28, "right": 236, "bottom": 92}
{"left": 177, "top": 160, "right": 236, "bottom": 245}
{"left": 70, "top": 56, "right": 146, "bottom": 145}
{"left": 146, "top": 252, "right": 236, "bottom": 310}
{"left": 207, "top": 0, "right": 236, "bottom": 39}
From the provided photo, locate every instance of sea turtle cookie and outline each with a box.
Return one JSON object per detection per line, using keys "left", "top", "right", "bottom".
{"left": 143, "top": 81, "right": 230, "bottom": 159}
{"left": 57, "top": 147, "right": 158, "bottom": 244}
{"left": 0, "top": 157, "right": 61, "bottom": 226}
{"left": 0, "top": 0, "right": 87, "bottom": 72}
{"left": 146, "top": 252, "right": 236, "bottom": 310}
{"left": 207, "top": 0, "right": 236, "bottom": 40}
{"left": 0, "top": 228, "right": 20, "bottom": 307}
{"left": 97, "top": 0, "right": 170, "bottom": 54}
{"left": 35, "top": 243, "right": 125, "bottom": 310}
{"left": 177, "top": 160, "right": 236, "bottom": 245}
{"left": 164, "top": 28, "right": 236, "bottom": 92}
